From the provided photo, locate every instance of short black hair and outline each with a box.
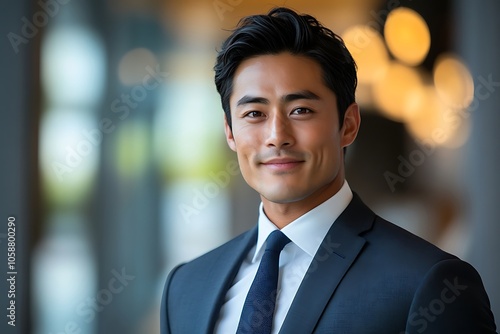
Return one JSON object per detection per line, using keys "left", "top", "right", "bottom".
{"left": 214, "top": 7, "right": 357, "bottom": 130}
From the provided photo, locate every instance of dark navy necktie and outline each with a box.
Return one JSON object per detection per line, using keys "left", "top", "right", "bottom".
{"left": 236, "top": 230, "right": 291, "bottom": 334}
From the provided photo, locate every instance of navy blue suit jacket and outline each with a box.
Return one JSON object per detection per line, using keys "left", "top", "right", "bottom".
{"left": 161, "top": 194, "right": 497, "bottom": 333}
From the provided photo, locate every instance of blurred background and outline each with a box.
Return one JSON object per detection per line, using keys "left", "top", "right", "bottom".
{"left": 1, "top": 0, "right": 499, "bottom": 333}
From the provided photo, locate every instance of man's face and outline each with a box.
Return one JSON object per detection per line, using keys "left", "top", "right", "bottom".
{"left": 225, "top": 52, "right": 359, "bottom": 207}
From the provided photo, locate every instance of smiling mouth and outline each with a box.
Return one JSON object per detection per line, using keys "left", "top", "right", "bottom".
{"left": 261, "top": 159, "right": 304, "bottom": 172}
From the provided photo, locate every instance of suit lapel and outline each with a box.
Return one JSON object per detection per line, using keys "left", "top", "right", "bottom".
{"left": 279, "top": 194, "right": 375, "bottom": 334}
{"left": 203, "top": 226, "right": 258, "bottom": 334}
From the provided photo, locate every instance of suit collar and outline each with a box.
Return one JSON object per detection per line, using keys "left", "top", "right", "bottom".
{"left": 204, "top": 226, "right": 258, "bottom": 334}
{"left": 279, "top": 193, "right": 375, "bottom": 333}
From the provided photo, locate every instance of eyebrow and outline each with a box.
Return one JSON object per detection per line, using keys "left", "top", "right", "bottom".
{"left": 236, "top": 90, "right": 320, "bottom": 107}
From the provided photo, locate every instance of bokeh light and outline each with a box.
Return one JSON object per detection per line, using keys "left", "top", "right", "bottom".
{"left": 343, "top": 25, "right": 389, "bottom": 84}
{"left": 384, "top": 7, "right": 431, "bottom": 66}
{"left": 114, "top": 120, "right": 151, "bottom": 179}
{"left": 39, "top": 108, "right": 100, "bottom": 207}
{"left": 372, "top": 62, "right": 424, "bottom": 122}
{"left": 405, "top": 86, "right": 468, "bottom": 147}
{"left": 433, "top": 54, "right": 474, "bottom": 109}
{"left": 41, "top": 26, "right": 106, "bottom": 107}
{"left": 154, "top": 75, "right": 226, "bottom": 181}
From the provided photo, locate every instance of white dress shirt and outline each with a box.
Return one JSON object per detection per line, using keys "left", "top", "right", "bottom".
{"left": 214, "top": 181, "right": 353, "bottom": 334}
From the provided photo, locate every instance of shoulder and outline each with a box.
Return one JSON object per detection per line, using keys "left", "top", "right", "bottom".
{"left": 164, "top": 227, "right": 256, "bottom": 288}
{"left": 335, "top": 194, "right": 458, "bottom": 275}
{"left": 354, "top": 214, "right": 496, "bottom": 332}
{"left": 348, "top": 213, "right": 462, "bottom": 294}
{"left": 346, "top": 194, "right": 456, "bottom": 266}
{"left": 366, "top": 215, "right": 457, "bottom": 268}
{"left": 405, "top": 258, "right": 497, "bottom": 333}
{"left": 160, "top": 228, "right": 257, "bottom": 333}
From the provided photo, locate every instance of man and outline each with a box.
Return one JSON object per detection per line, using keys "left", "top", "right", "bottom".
{"left": 161, "top": 7, "right": 497, "bottom": 334}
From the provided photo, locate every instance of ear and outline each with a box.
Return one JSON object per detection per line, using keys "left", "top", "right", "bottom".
{"left": 340, "top": 102, "right": 361, "bottom": 148}
{"left": 224, "top": 114, "right": 236, "bottom": 152}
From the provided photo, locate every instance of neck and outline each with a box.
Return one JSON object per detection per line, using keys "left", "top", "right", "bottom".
{"left": 261, "top": 177, "right": 345, "bottom": 229}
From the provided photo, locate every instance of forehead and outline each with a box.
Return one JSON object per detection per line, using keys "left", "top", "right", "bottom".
{"left": 230, "top": 53, "right": 328, "bottom": 98}
{"left": 234, "top": 52, "right": 322, "bottom": 81}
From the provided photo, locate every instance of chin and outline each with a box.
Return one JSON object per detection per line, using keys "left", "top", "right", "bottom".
{"left": 259, "top": 188, "right": 308, "bottom": 204}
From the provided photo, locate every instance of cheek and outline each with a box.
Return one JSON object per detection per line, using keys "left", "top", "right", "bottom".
{"left": 232, "top": 139, "right": 255, "bottom": 176}
{"left": 300, "top": 127, "right": 341, "bottom": 166}
{"left": 234, "top": 150, "right": 261, "bottom": 191}
{"left": 299, "top": 123, "right": 339, "bottom": 151}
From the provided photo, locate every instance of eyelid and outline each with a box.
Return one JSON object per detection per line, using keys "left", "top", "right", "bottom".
{"left": 243, "top": 110, "right": 265, "bottom": 118}
{"left": 291, "top": 107, "right": 313, "bottom": 114}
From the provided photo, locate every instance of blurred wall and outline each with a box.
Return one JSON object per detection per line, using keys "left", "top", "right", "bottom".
{"left": 0, "top": 0, "right": 39, "bottom": 333}
{"left": 457, "top": 0, "right": 500, "bottom": 323}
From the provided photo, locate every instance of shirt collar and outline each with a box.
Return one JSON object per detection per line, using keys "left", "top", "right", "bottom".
{"left": 252, "top": 181, "right": 353, "bottom": 262}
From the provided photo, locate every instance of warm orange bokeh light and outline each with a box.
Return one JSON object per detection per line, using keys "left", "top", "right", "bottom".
{"left": 433, "top": 54, "right": 474, "bottom": 109}
{"left": 343, "top": 25, "right": 389, "bottom": 84}
{"left": 406, "top": 86, "right": 469, "bottom": 147}
{"left": 384, "top": 7, "right": 431, "bottom": 66}
{"left": 372, "top": 62, "right": 424, "bottom": 122}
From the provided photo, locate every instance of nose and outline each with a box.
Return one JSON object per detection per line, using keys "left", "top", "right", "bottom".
{"left": 265, "top": 111, "right": 295, "bottom": 149}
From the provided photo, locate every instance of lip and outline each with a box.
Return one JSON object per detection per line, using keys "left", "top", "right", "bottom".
{"left": 261, "top": 158, "right": 304, "bottom": 171}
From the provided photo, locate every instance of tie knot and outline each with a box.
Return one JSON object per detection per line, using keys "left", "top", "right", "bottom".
{"left": 265, "top": 230, "right": 291, "bottom": 253}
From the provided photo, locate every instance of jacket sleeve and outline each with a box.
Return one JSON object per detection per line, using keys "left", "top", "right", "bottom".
{"left": 160, "top": 264, "right": 184, "bottom": 334}
{"left": 404, "top": 258, "right": 497, "bottom": 334}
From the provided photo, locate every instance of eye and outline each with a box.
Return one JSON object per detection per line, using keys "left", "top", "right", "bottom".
{"left": 291, "top": 107, "right": 312, "bottom": 115}
{"left": 244, "top": 111, "right": 264, "bottom": 118}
